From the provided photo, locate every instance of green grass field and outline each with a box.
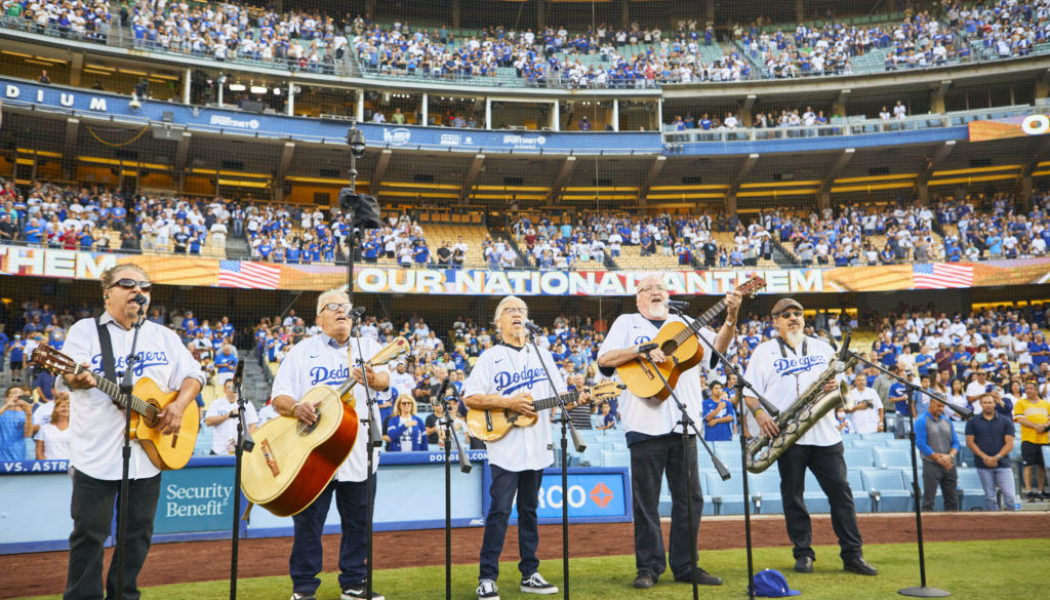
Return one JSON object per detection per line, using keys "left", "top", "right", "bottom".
{"left": 18, "top": 538, "right": 1044, "bottom": 600}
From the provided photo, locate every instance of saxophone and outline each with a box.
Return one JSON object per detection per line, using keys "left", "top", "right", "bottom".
{"left": 745, "top": 354, "right": 858, "bottom": 474}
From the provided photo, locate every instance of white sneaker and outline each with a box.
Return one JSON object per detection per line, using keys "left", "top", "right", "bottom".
{"left": 476, "top": 578, "right": 500, "bottom": 600}
{"left": 520, "top": 572, "right": 558, "bottom": 595}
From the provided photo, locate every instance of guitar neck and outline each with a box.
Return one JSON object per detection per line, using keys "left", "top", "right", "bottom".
{"left": 673, "top": 298, "right": 729, "bottom": 344}
{"left": 335, "top": 378, "right": 358, "bottom": 399}
{"left": 532, "top": 389, "right": 582, "bottom": 412}
{"left": 80, "top": 365, "right": 158, "bottom": 418}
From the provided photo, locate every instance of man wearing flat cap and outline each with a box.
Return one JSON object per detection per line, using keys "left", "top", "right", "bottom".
{"left": 742, "top": 298, "right": 877, "bottom": 577}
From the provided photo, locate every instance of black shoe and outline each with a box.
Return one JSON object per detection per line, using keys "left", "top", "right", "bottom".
{"left": 844, "top": 557, "right": 879, "bottom": 576}
{"left": 1041, "top": 490, "right": 1050, "bottom": 500}
{"left": 674, "top": 567, "right": 723, "bottom": 586}
{"left": 1026, "top": 491, "right": 1038, "bottom": 502}
{"left": 794, "top": 557, "right": 814, "bottom": 573}
{"left": 633, "top": 572, "right": 657, "bottom": 589}
{"left": 290, "top": 594, "right": 317, "bottom": 600}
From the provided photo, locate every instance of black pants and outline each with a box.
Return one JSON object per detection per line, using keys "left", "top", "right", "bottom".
{"left": 65, "top": 469, "right": 161, "bottom": 600}
{"left": 630, "top": 434, "right": 703, "bottom": 580}
{"left": 776, "top": 443, "right": 864, "bottom": 563}
{"left": 479, "top": 465, "right": 542, "bottom": 581}
{"left": 290, "top": 478, "right": 374, "bottom": 595}
{"left": 921, "top": 461, "right": 959, "bottom": 511}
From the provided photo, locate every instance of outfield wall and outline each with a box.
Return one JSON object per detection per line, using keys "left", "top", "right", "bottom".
{"left": 0, "top": 454, "right": 631, "bottom": 555}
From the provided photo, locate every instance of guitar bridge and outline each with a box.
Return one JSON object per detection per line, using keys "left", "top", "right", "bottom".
{"left": 261, "top": 439, "right": 280, "bottom": 477}
{"left": 484, "top": 410, "right": 493, "bottom": 432}
{"left": 638, "top": 358, "right": 656, "bottom": 381}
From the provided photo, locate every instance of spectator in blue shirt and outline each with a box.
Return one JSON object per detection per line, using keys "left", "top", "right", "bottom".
{"left": 702, "top": 381, "right": 736, "bottom": 441}
{"left": 0, "top": 385, "right": 33, "bottom": 461}
{"left": 914, "top": 400, "right": 960, "bottom": 511}
{"left": 888, "top": 367, "right": 911, "bottom": 439}
{"left": 383, "top": 397, "right": 428, "bottom": 451}
{"left": 214, "top": 344, "right": 239, "bottom": 386}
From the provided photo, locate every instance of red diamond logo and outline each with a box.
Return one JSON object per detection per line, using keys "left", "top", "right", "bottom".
{"left": 590, "top": 482, "right": 613, "bottom": 508}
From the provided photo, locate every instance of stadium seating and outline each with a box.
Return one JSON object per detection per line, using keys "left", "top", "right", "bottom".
{"left": 861, "top": 468, "right": 913, "bottom": 513}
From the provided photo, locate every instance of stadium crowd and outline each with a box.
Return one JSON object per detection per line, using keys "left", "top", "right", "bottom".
{"left": 2, "top": 290, "right": 1049, "bottom": 503}
{"left": 8, "top": 1, "right": 1048, "bottom": 89}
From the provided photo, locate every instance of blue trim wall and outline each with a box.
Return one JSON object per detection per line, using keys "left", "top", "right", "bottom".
{"left": 0, "top": 453, "right": 631, "bottom": 555}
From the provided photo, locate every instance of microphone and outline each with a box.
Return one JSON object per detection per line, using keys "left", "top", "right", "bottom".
{"left": 637, "top": 342, "right": 659, "bottom": 354}
{"left": 837, "top": 327, "right": 852, "bottom": 363}
{"left": 232, "top": 359, "right": 245, "bottom": 389}
{"left": 665, "top": 299, "right": 690, "bottom": 310}
{"left": 523, "top": 320, "right": 543, "bottom": 334}
{"left": 350, "top": 305, "right": 366, "bottom": 318}
{"left": 132, "top": 293, "right": 149, "bottom": 306}
{"left": 433, "top": 374, "right": 451, "bottom": 409}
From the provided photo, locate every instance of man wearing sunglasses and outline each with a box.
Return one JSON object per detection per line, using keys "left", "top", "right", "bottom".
{"left": 270, "top": 288, "right": 390, "bottom": 600}
{"left": 60, "top": 264, "right": 205, "bottom": 600}
{"left": 742, "top": 298, "right": 876, "bottom": 577}
{"left": 597, "top": 274, "right": 741, "bottom": 590}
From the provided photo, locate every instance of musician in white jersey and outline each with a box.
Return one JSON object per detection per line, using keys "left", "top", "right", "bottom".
{"left": 464, "top": 295, "right": 563, "bottom": 600}
{"left": 596, "top": 275, "right": 740, "bottom": 590}
{"left": 61, "top": 264, "right": 204, "bottom": 600}
{"left": 742, "top": 298, "right": 876, "bottom": 576}
{"left": 270, "top": 289, "right": 389, "bottom": 600}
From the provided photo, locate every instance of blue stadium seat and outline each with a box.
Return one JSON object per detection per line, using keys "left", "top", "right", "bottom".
{"left": 194, "top": 426, "right": 213, "bottom": 456}
{"left": 955, "top": 468, "right": 987, "bottom": 511}
{"left": 844, "top": 446, "right": 875, "bottom": 469}
{"left": 873, "top": 446, "right": 912, "bottom": 469}
{"left": 847, "top": 469, "right": 873, "bottom": 513}
{"left": 601, "top": 450, "right": 631, "bottom": 468}
{"left": 747, "top": 471, "right": 784, "bottom": 514}
{"left": 861, "top": 468, "right": 913, "bottom": 512}
{"left": 802, "top": 471, "right": 832, "bottom": 514}
{"left": 25, "top": 438, "right": 35, "bottom": 460}
{"left": 705, "top": 471, "right": 747, "bottom": 515}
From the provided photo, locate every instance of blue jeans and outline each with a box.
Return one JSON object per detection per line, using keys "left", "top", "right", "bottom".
{"left": 290, "top": 478, "right": 375, "bottom": 595}
{"left": 977, "top": 467, "right": 1017, "bottom": 511}
{"left": 479, "top": 465, "right": 542, "bottom": 582}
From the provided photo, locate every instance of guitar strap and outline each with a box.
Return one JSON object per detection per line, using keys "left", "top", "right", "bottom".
{"left": 95, "top": 317, "right": 117, "bottom": 383}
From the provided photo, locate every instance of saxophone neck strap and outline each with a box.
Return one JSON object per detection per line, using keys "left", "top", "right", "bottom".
{"left": 776, "top": 336, "right": 808, "bottom": 359}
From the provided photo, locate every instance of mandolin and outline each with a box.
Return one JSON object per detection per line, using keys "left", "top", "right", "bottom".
{"left": 32, "top": 344, "right": 199, "bottom": 470}
{"left": 466, "top": 380, "right": 623, "bottom": 442}
{"left": 617, "top": 276, "right": 766, "bottom": 400}
{"left": 240, "top": 336, "right": 408, "bottom": 517}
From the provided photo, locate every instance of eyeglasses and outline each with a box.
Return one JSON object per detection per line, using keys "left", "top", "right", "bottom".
{"left": 638, "top": 285, "right": 667, "bottom": 294}
{"left": 777, "top": 310, "right": 803, "bottom": 319}
{"left": 502, "top": 307, "right": 528, "bottom": 316}
{"left": 109, "top": 278, "right": 152, "bottom": 292}
{"left": 323, "top": 302, "right": 352, "bottom": 313}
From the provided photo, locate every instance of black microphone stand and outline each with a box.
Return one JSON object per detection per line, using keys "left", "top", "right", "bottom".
{"left": 526, "top": 324, "right": 585, "bottom": 600}
{"left": 350, "top": 314, "right": 383, "bottom": 600}
{"left": 114, "top": 299, "right": 146, "bottom": 600}
{"left": 848, "top": 352, "right": 971, "bottom": 598}
{"left": 229, "top": 360, "right": 254, "bottom": 600}
{"left": 435, "top": 379, "right": 472, "bottom": 600}
{"left": 666, "top": 306, "right": 776, "bottom": 600}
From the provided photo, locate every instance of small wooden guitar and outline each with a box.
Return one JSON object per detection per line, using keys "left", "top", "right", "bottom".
{"left": 466, "top": 380, "right": 624, "bottom": 442}
{"left": 32, "top": 344, "right": 199, "bottom": 470}
{"left": 617, "top": 276, "right": 766, "bottom": 400}
{"left": 241, "top": 336, "right": 408, "bottom": 517}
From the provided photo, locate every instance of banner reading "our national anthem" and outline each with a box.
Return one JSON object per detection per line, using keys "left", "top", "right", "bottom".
{"left": 2, "top": 245, "right": 1049, "bottom": 295}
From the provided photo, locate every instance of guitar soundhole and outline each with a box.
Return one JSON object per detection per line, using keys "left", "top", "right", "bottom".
{"left": 661, "top": 340, "right": 678, "bottom": 354}
{"left": 505, "top": 411, "right": 518, "bottom": 425}
{"left": 298, "top": 406, "right": 322, "bottom": 435}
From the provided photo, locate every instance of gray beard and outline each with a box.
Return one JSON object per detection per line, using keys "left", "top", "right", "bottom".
{"left": 648, "top": 304, "right": 669, "bottom": 320}
{"left": 784, "top": 329, "right": 805, "bottom": 348}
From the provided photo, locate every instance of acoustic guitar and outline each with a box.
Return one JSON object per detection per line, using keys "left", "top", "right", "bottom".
{"left": 32, "top": 344, "right": 200, "bottom": 470}
{"left": 617, "top": 276, "right": 766, "bottom": 400}
{"left": 241, "top": 336, "right": 408, "bottom": 517}
{"left": 466, "top": 380, "right": 624, "bottom": 442}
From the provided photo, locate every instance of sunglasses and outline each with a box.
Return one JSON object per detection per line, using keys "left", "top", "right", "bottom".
{"left": 323, "top": 302, "right": 352, "bottom": 313}
{"left": 777, "top": 310, "right": 803, "bottom": 319}
{"left": 109, "top": 278, "right": 152, "bottom": 292}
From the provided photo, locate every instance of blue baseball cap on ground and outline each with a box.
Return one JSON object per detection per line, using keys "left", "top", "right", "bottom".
{"left": 753, "top": 569, "right": 801, "bottom": 597}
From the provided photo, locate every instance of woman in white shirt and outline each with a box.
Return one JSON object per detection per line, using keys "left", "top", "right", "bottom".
{"left": 35, "top": 394, "right": 71, "bottom": 460}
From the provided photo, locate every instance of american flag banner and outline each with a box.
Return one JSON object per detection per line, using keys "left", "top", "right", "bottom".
{"left": 217, "top": 260, "right": 281, "bottom": 289}
{"left": 912, "top": 263, "right": 974, "bottom": 289}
